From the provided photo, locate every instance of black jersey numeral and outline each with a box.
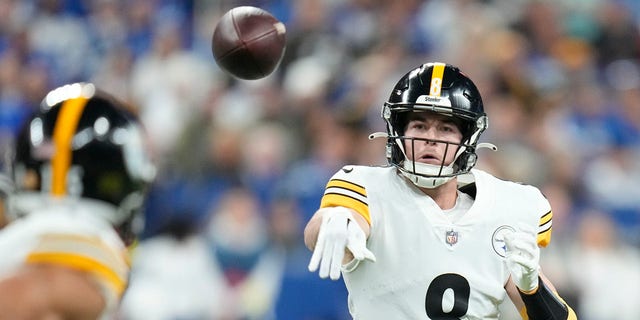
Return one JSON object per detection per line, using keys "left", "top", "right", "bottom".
{"left": 425, "top": 273, "right": 470, "bottom": 319}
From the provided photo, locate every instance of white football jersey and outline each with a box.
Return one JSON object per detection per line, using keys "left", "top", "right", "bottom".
{"left": 320, "top": 166, "right": 552, "bottom": 320}
{"left": 0, "top": 204, "right": 130, "bottom": 319}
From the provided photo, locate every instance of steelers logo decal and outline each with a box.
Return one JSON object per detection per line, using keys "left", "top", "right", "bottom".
{"left": 491, "top": 225, "right": 516, "bottom": 257}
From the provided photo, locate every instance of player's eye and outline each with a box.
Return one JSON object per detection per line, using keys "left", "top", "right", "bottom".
{"left": 410, "top": 122, "right": 426, "bottom": 131}
{"left": 441, "top": 123, "right": 457, "bottom": 133}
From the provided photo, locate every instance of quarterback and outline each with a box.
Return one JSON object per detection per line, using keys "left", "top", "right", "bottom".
{"left": 304, "top": 63, "right": 577, "bottom": 319}
{"left": 0, "top": 83, "right": 156, "bottom": 319}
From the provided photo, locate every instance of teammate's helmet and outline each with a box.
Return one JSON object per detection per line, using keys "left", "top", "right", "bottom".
{"left": 8, "top": 83, "right": 156, "bottom": 243}
{"left": 383, "top": 62, "right": 488, "bottom": 188}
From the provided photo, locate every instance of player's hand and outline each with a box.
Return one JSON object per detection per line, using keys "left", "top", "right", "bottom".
{"left": 504, "top": 224, "right": 540, "bottom": 292}
{"left": 308, "top": 207, "right": 376, "bottom": 280}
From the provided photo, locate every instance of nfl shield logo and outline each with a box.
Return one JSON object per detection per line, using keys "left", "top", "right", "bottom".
{"left": 446, "top": 230, "right": 458, "bottom": 246}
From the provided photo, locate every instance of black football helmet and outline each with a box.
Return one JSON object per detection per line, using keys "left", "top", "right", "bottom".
{"left": 381, "top": 62, "right": 491, "bottom": 188}
{"left": 8, "top": 83, "right": 156, "bottom": 243}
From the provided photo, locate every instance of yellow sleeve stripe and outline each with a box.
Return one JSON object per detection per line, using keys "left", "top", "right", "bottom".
{"left": 26, "top": 233, "right": 129, "bottom": 298}
{"left": 326, "top": 179, "right": 366, "bottom": 197}
{"left": 33, "top": 233, "right": 129, "bottom": 271}
{"left": 320, "top": 193, "right": 371, "bottom": 225}
{"left": 537, "top": 210, "right": 553, "bottom": 247}
{"left": 537, "top": 227, "right": 552, "bottom": 247}
{"left": 539, "top": 211, "right": 552, "bottom": 226}
{"left": 26, "top": 252, "right": 127, "bottom": 297}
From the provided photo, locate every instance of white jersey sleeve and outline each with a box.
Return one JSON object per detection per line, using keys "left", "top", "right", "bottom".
{"left": 0, "top": 208, "right": 130, "bottom": 318}
{"left": 319, "top": 165, "right": 372, "bottom": 226}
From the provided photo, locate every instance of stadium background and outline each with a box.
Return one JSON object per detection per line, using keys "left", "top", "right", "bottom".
{"left": 0, "top": 0, "right": 638, "bottom": 319}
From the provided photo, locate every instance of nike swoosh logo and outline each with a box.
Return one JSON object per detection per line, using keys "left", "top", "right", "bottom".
{"left": 342, "top": 167, "right": 353, "bottom": 173}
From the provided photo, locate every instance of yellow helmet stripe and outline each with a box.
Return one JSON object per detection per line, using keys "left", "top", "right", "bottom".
{"left": 429, "top": 62, "right": 446, "bottom": 96}
{"left": 51, "top": 97, "right": 88, "bottom": 196}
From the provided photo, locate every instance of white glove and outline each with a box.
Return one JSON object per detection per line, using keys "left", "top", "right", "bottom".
{"left": 504, "top": 225, "right": 540, "bottom": 292}
{"left": 308, "top": 207, "right": 376, "bottom": 280}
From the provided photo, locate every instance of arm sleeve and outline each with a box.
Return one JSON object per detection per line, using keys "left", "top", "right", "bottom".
{"left": 519, "top": 277, "right": 577, "bottom": 320}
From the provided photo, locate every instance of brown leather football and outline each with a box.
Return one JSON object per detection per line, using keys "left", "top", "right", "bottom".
{"left": 212, "top": 6, "right": 286, "bottom": 80}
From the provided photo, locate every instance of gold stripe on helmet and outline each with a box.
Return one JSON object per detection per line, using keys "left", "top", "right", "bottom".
{"left": 51, "top": 97, "right": 88, "bottom": 196}
{"left": 429, "top": 62, "right": 446, "bottom": 96}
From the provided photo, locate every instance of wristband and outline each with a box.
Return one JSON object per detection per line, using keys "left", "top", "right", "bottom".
{"left": 519, "top": 277, "right": 569, "bottom": 320}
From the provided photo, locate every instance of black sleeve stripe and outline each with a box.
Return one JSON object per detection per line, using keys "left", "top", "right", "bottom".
{"left": 539, "top": 211, "right": 552, "bottom": 225}
{"left": 323, "top": 192, "right": 368, "bottom": 206}
{"left": 331, "top": 179, "right": 364, "bottom": 189}
{"left": 331, "top": 178, "right": 366, "bottom": 190}
{"left": 538, "top": 223, "right": 552, "bottom": 235}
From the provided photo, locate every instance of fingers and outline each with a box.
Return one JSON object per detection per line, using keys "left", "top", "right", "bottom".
{"left": 506, "top": 251, "right": 537, "bottom": 271}
{"left": 308, "top": 208, "right": 375, "bottom": 280}
{"left": 346, "top": 242, "right": 377, "bottom": 263}
{"left": 504, "top": 233, "right": 536, "bottom": 254}
{"left": 504, "top": 228, "right": 538, "bottom": 250}
{"left": 310, "top": 234, "right": 347, "bottom": 280}
{"left": 318, "top": 228, "right": 347, "bottom": 279}
{"left": 310, "top": 210, "right": 350, "bottom": 280}
{"left": 329, "top": 239, "right": 346, "bottom": 280}
{"left": 361, "top": 247, "right": 377, "bottom": 262}
{"left": 308, "top": 228, "right": 326, "bottom": 272}
{"left": 346, "top": 223, "right": 376, "bottom": 263}
{"left": 346, "top": 222, "right": 365, "bottom": 261}
{"left": 504, "top": 224, "right": 541, "bottom": 292}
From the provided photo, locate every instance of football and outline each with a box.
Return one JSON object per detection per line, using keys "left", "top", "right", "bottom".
{"left": 212, "top": 6, "right": 287, "bottom": 80}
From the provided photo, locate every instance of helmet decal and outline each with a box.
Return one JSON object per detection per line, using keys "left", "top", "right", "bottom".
{"left": 416, "top": 63, "right": 454, "bottom": 110}
{"left": 51, "top": 97, "right": 88, "bottom": 196}
{"left": 428, "top": 62, "right": 446, "bottom": 96}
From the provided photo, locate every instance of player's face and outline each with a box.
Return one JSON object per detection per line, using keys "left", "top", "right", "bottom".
{"left": 403, "top": 111, "right": 463, "bottom": 166}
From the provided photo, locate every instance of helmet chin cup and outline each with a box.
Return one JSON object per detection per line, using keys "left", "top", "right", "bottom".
{"left": 400, "top": 160, "right": 454, "bottom": 189}
{"left": 400, "top": 170, "right": 454, "bottom": 189}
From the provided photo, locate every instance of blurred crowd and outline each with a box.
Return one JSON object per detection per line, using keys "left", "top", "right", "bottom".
{"left": 0, "top": 0, "right": 639, "bottom": 319}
